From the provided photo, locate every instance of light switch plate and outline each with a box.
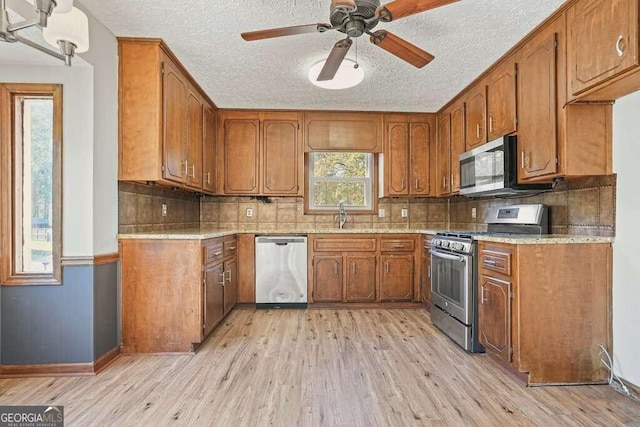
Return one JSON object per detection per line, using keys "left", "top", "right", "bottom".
{"left": 162, "top": 203, "right": 167, "bottom": 217}
{"left": 246, "top": 208, "right": 253, "bottom": 218}
{"left": 379, "top": 208, "right": 386, "bottom": 218}
{"left": 471, "top": 207, "right": 477, "bottom": 219}
{"left": 401, "top": 208, "right": 408, "bottom": 218}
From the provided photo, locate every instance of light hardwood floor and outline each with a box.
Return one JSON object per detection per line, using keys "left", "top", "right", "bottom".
{"left": 1, "top": 309, "right": 639, "bottom": 426}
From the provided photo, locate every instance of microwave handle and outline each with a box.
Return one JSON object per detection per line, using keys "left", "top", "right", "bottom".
{"left": 431, "top": 250, "right": 466, "bottom": 263}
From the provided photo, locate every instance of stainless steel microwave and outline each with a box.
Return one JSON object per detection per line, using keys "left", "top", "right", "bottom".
{"left": 459, "top": 136, "right": 551, "bottom": 197}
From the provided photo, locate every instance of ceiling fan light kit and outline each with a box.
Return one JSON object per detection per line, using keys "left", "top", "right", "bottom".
{"left": 0, "top": 0, "right": 90, "bottom": 66}
{"left": 241, "top": 0, "right": 459, "bottom": 87}
{"left": 309, "top": 58, "right": 364, "bottom": 90}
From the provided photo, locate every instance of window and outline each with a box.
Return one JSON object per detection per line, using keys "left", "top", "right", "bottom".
{"left": 1, "top": 84, "right": 62, "bottom": 285}
{"left": 307, "top": 152, "right": 376, "bottom": 213}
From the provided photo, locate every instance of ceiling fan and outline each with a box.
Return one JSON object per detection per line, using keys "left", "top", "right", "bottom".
{"left": 241, "top": 0, "right": 459, "bottom": 82}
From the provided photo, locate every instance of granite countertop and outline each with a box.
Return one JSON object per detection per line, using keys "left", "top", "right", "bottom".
{"left": 117, "top": 228, "right": 612, "bottom": 244}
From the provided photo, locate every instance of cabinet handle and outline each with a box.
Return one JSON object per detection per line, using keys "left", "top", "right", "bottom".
{"left": 521, "top": 151, "right": 526, "bottom": 169}
{"left": 213, "top": 251, "right": 222, "bottom": 256}
{"left": 489, "top": 116, "right": 493, "bottom": 134}
{"left": 451, "top": 174, "right": 455, "bottom": 189}
{"left": 481, "top": 286, "right": 487, "bottom": 304}
{"left": 226, "top": 270, "right": 232, "bottom": 283}
{"left": 190, "top": 165, "right": 196, "bottom": 179}
{"left": 442, "top": 176, "right": 446, "bottom": 189}
{"left": 401, "top": 177, "right": 406, "bottom": 190}
{"left": 334, "top": 264, "right": 338, "bottom": 276}
{"left": 182, "top": 160, "right": 188, "bottom": 176}
{"left": 415, "top": 179, "right": 419, "bottom": 190}
{"left": 484, "top": 260, "right": 497, "bottom": 266}
{"left": 351, "top": 262, "right": 356, "bottom": 275}
{"left": 385, "top": 262, "right": 390, "bottom": 274}
{"left": 219, "top": 273, "right": 225, "bottom": 286}
{"left": 206, "top": 172, "right": 211, "bottom": 184}
{"left": 616, "top": 35, "right": 625, "bottom": 57}
{"left": 428, "top": 265, "right": 431, "bottom": 279}
{"left": 476, "top": 124, "right": 480, "bottom": 139}
{"left": 228, "top": 246, "right": 236, "bottom": 251}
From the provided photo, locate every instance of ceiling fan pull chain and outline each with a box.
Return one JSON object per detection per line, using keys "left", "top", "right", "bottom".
{"left": 354, "top": 38, "right": 359, "bottom": 69}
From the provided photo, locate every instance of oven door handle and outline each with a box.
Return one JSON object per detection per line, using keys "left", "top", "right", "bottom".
{"left": 431, "top": 250, "right": 466, "bottom": 263}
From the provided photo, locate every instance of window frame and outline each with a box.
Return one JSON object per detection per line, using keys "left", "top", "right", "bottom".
{"left": 304, "top": 152, "right": 378, "bottom": 215}
{"left": 1, "top": 83, "right": 63, "bottom": 286}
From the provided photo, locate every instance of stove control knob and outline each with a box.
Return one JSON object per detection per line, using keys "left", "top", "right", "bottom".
{"left": 442, "top": 241, "right": 450, "bottom": 248}
{"left": 455, "top": 243, "right": 464, "bottom": 251}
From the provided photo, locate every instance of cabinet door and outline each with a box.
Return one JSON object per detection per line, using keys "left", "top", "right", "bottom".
{"left": 421, "top": 246, "right": 431, "bottom": 304}
{"left": 479, "top": 275, "right": 512, "bottom": 362}
{"left": 222, "top": 119, "right": 260, "bottom": 194}
{"left": 450, "top": 103, "right": 465, "bottom": 193}
{"left": 380, "top": 255, "right": 414, "bottom": 302}
{"left": 409, "top": 122, "right": 430, "bottom": 195}
{"left": 263, "top": 119, "right": 299, "bottom": 195}
{"left": 223, "top": 258, "right": 238, "bottom": 315}
{"left": 465, "top": 87, "right": 487, "bottom": 150}
{"left": 518, "top": 33, "right": 558, "bottom": 180}
{"left": 568, "top": 0, "right": 639, "bottom": 96}
{"left": 202, "top": 104, "right": 216, "bottom": 194}
{"left": 345, "top": 255, "right": 376, "bottom": 302}
{"left": 204, "top": 264, "right": 224, "bottom": 336}
{"left": 487, "top": 61, "right": 517, "bottom": 140}
{"left": 186, "top": 89, "right": 203, "bottom": 189}
{"left": 436, "top": 113, "right": 451, "bottom": 196}
{"left": 305, "top": 112, "right": 383, "bottom": 152}
{"left": 386, "top": 122, "right": 409, "bottom": 195}
{"left": 313, "top": 256, "right": 343, "bottom": 302}
{"left": 162, "top": 59, "right": 188, "bottom": 184}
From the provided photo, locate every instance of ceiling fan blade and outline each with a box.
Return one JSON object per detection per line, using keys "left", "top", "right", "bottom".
{"left": 241, "top": 23, "right": 333, "bottom": 41}
{"left": 332, "top": 0, "right": 357, "bottom": 12}
{"left": 376, "top": 0, "right": 459, "bottom": 22}
{"left": 370, "top": 30, "right": 434, "bottom": 68}
{"left": 317, "top": 38, "right": 354, "bottom": 81}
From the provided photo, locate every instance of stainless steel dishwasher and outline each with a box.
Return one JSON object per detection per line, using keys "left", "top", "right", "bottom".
{"left": 255, "top": 236, "right": 307, "bottom": 308}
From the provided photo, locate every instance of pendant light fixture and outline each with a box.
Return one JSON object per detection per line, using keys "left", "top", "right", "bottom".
{"left": 0, "top": 0, "right": 90, "bottom": 66}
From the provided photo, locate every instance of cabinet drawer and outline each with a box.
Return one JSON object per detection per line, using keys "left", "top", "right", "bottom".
{"left": 381, "top": 239, "right": 415, "bottom": 252}
{"left": 479, "top": 249, "right": 512, "bottom": 276}
{"left": 313, "top": 238, "right": 377, "bottom": 252}
{"left": 223, "top": 239, "right": 237, "bottom": 257}
{"left": 203, "top": 241, "right": 224, "bottom": 265}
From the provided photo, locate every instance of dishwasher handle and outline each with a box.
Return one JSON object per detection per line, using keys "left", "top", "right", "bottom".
{"left": 256, "top": 236, "right": 307, "bottom": 245}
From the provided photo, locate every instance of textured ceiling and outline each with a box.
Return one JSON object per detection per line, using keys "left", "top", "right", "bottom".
{"left": 78, "top": 0, "right": 565, "bottom": 112}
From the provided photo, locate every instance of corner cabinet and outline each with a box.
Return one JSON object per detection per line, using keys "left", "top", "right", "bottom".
{"left": 477, "top": 241, "right": 612, "bottom": 385}
{"left": 381, "top": 114, "right": 435, "bottom": 197}
{"left": 118, "top": 38, "right": 218, "bottom": 195}
{"left": 218, "top": 111, "right": 303, "bottom": 196}
{"left": 121, "top": 235, "right": 238, "bottom": 354}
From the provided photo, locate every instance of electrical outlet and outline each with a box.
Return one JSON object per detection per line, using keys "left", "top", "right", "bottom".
{"left": 378, "top": 208, "right": 386, "bottom": 218}
{"left": 162, "top": 203, "right": 167, "bottom": 217}
{"left": 401, "top": 208, "right": 409, "bottom": 218}
{"left": 246, "top": 208, "right": 253, "bottom": 218}
{"left": 471, "top": 207, "right": 477, "bottom": 219}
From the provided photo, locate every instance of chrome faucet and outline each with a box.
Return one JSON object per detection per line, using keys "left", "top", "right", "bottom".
{"left": 338, "top": 201, "right": 348, "bottom": 229}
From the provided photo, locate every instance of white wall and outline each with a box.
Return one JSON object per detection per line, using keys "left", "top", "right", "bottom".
{"left": 612, "top": 90, "right": 640, "bottom": 387}
{"left": 0, "top": 64, "right": 95, "bottom": 256}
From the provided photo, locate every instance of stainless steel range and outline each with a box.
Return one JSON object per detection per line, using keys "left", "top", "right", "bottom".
{"left": 430, "top": 204, "right": 548, "bottom": 352}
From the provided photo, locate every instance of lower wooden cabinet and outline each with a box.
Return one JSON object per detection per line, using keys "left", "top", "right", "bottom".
{"left": 120, "top": 234, "right": 238, "bottom": 354}
{"left": 313, "top": 255, "right": 343, "bottom": 302}
{"left": 380, "top": 255, "right": 414, "bottom": 302}
{"left": 421, "top": 236, "right": 433, "bottom": 305}
{"left": 345, "top": 255, "right": 376, "bottom": 302}
{"left": 477, "top": 241, "right": 612, "bottom": 385}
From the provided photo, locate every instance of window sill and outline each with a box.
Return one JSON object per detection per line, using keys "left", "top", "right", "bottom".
{"left": 1, "top": 275, "right": 62, "bottom": 286}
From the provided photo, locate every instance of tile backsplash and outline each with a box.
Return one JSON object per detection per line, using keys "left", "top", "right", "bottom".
{"left": 118, "top": 175, "right": 616, "bottom": 237}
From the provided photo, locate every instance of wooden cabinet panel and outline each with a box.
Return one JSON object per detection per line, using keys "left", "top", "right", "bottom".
{"left": 263, "top": 119, "right": 299, "bottom": 195}
{"left": 465, "top": 87, "right": 487, "bottom": 150}
{"left": 518, "top": 32, "right": 559, "bottom": 180}
{"left": 436, "top": 113, "right": 451, "bottom": 195}
{"left": 313, "top": 238, "right": 377, "bottom": 252}
{"left": 480, "top": 249, "right": 512, "bottom": 277}
{"left": 487, "top": 61, "right": 517, "bottom": 140}
{"left": 421, "top": 243, "right": 431, "bottom": 304}
{"left": 313, "top": 256, "right": 343, "bottom": 302}
{"left": 449, "top": 103, "right": 465, "bottom": 193}
{"left": 223, "top": 258, "right": 238, "bottom": 315}
{"left": 204, "top": 264, "right": 224, "bottom": 336}
{"left": 386, "top": 122, "right": 409, "bottom": 195}
{"left": 567, "top": 0, "right": 639, "bottom": 97}
{"left": 345, "top": 255, "right": 376, "bottom": 302}
{"left": 304, "top": 112, "right": 384, "bottom": 152}
{"left": 186, "top": 90, "right": 203, "bottom": 189}
{"left": 202, "top": 103, "right": 216, "bottom": 194}
{"left": 409, "top": 122, "right": 430, "bottom": 195}
{"left": 222, "top": 119, "right": 260, "bottom": 194}
{"left": 203, "top": 241, "right": 224, "bottom": 266}
{"left": 380, "top": 255, "right": 414, "bottom": 302}
{"left": 162, "top": 59, "right": 188, "bottom": 184}
{"left": 479, "top": 275, "right": 512, "bottom": 363}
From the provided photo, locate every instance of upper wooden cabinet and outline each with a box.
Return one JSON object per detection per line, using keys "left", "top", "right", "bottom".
{"left": 304, "top": 112, "right": 384, "bottom": 152}
{"left": 486, "top": 60, "right": 517, "bottom": 141}
{"left": 118, "top": 38, "right": 217, "bottom": 194}
{"left": 382, "top": 114, "right": 435, "bottom": 197}
{"left": 567, "top": 0, "right": 639, "bottom": 100}
{"left": 517, "top": 15, "right": 612, "bottom": 182}
{"left": 436, "top": 100, "right": 464, "bottom": 196}
{"left": 464, "top": 85, "right": 487, "bottom": 150}
{"left": 202, "top": 103, "right": 217, "bottom": 194}
{"left": 218, "top": 111, "right": 303, "bottom": 196}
